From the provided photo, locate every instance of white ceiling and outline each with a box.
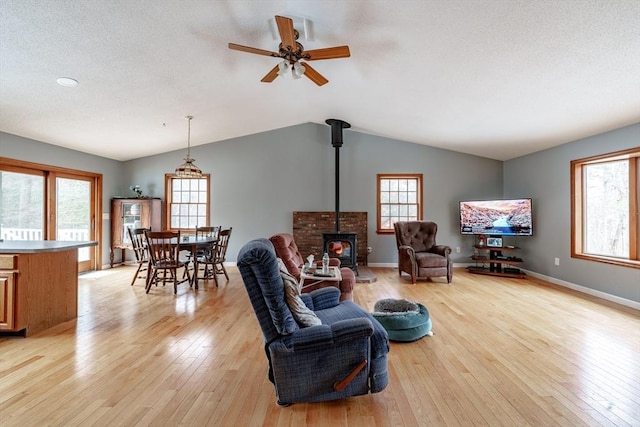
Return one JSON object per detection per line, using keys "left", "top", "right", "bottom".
{"left": 1, "top": 0, "right": 639, "bottom": 161}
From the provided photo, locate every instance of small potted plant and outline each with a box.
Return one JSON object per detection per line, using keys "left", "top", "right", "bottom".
{"left": 129, "top": 185, "right": 143, "bottom": 198}
{"left": 477, "top": 234, "right": 486, "bottom": 247}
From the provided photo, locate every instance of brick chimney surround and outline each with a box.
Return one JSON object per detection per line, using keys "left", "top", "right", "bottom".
{"left": 292, "top": 211, "right": 368, "bottom": 267}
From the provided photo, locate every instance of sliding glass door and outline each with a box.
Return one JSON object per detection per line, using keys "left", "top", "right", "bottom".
{"left": 54, "top": 175, "right": 94, "bottom": 271}
{"left": 0, "top": 159, "right": 102, "bottom": 272}
{"left": 0, "top": 169, "right": 45, "bottom": 240}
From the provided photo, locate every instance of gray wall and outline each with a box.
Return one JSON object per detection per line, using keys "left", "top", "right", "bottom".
{"left": 126, "top": 122, "right": 503, "bottom": 267}
{"left": 504, "top": 123, "right": 640, "bottom": 302}
{"left": 3, "top": 122, "right": 638, "bottom": 303}
{"left": 1, "top": 131, "right": 124, "bottom": 266}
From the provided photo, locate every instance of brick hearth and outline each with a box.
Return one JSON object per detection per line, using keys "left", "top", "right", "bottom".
{"left": 293, "top": 211, "right": 368, "bottom": 267}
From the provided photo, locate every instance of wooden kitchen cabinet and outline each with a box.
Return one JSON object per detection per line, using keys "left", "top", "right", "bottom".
{"left": 0, "top": 250, "right": 76, "bottom": 336}
{"left": 0, "top": 241, "right": 97, "bottom": 337}
{"left": 0, "top": 258, "right": 16, "bottom": 330}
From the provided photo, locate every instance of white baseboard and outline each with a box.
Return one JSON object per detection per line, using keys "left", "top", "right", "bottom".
{"left": 104, "top": 261, "right": 638, "bottom": 310}
{"left": 369, "top": 262, "right": 475, "bottom": 268}
{"left": 103, "top": 261, "right": 237, "bottom": 269}
{"left": 369, "top": 263, "right": 639, "bottom": 310}
{"left": 521, "top": 269, "right": 639, "bottom": 310}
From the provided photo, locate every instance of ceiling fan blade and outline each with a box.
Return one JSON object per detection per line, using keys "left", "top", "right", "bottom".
{"left": 304, "top": 46, "right": 351, "bottom": 61}
{"left": 301, "top": 62, "right": 329, "bottom": 86}
{"left": 275, "top": 15, "right": 296, "bottom": 51}
{"left": 228, "top": 43, "right": 279, "bottom": 57}
{"left": 261, "top": 65, "right": 280, "bottom": 83}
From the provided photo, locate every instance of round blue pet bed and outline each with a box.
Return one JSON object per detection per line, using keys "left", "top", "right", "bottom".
{"left": 372, "top": 298, "right": 432, "bottom": 342}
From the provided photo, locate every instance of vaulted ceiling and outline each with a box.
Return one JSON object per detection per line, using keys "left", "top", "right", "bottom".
{"left": 1, "top": 0, "right": 639, "bottom": 161}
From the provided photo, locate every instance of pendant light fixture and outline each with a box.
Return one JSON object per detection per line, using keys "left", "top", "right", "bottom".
{"left": 175, "top": 115, "right": 203, "bottom": 178}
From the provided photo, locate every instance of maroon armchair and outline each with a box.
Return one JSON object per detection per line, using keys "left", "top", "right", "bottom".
{"left": 393, "top": 221, "right": 452, "bottom": 284}
{"left": 269, "top": 233, "right": 355, "bottom": 301}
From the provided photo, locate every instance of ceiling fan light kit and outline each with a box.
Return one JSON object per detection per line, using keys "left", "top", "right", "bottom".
{"left": 293, "top": 61, "right": 306, "bottom": 78}
{"left": 277, "top": 60, "right": 290, "bottom": 77}
{"left": 229, "top": 15, "right": 350, "bottom": 86}
{"left": 277, "top": 59, "right": 306, "bottom": 79}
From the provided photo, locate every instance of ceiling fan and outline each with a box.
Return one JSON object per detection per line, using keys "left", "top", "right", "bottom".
{"left": 228, "top": 15, "right": 351, "bottom": 86}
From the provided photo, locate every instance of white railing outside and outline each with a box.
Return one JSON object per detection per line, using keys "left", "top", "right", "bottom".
{"left": 57, "top": 229, "right": 91, "bottom": 241}
{"left": 1, "top": 228, "right": 90, "bottom": 241}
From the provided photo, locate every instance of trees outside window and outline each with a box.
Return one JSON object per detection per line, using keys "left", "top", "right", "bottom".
{"left": 571, "top": 148, "right": 639, "bottom": 268}
{"left": 1, "top": 158, "right": 102, "bottom": 272}
{"left": 0, "top": 170, "right": 44, "bottom": 239}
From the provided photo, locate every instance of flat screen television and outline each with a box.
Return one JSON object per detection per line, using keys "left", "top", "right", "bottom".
{"left": 459, "top": 198, "right": 532, "bottom": 236}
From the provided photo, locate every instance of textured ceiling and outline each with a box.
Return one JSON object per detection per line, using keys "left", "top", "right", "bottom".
{"left": 1, "top": 0, "right": 639, "bottom": 161}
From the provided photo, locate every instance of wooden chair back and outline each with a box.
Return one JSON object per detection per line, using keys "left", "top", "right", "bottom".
{"left": 195, "top": 226, "right": 220, "bottom": 241}
{"left": 128, "top": 227, "right": 150, "bottom": 262}
{"left": 214, "top": 227, "right": 232, "bottom": 263}
{"left": 208, "top": 227, "right": 232, "bottom": 282}
{"left": 145, "top": 230, "right": 181, "bottom": 266}
{"left": 127, "top": 227, "right": 150, "bottom": 285}
{"left": 194, "top": 226, "right": 220, "bottom": 261}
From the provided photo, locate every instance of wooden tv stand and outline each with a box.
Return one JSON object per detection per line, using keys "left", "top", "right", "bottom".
{"left": 467, "top": 245, "right": 526, "bottom": 278}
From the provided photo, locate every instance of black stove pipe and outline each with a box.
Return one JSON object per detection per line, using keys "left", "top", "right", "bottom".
{"left": 325, "top": 119, "right": 351, "bottom": 233}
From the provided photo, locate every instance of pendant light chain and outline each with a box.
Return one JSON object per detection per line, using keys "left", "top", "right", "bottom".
{"left": 186, "top": 115, "right": 192, "bottom": 158}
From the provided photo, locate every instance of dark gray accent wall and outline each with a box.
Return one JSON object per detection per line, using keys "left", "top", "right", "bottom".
{"left": 504, "top": 123, "right": 640, "bottom": 302}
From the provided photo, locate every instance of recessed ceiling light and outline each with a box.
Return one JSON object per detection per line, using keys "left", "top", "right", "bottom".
{"left": 56, "top": 77, "right": 79, "bottom": 87}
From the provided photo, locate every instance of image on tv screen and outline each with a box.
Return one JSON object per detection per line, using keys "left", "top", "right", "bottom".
{"left": 460, "top": 198, "right": 532, "bottom": 236}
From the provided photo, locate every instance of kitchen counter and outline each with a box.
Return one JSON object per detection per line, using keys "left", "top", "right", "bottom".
{"left": 0, "top": 240, "right": 98, "bottom": 336}
{"left": 0, "top": 240, "right": 97, "bottom": 253}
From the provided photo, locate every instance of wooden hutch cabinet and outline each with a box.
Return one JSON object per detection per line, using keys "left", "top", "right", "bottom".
{"left": 110, "top": 198, "right": 162, "bottom": 267}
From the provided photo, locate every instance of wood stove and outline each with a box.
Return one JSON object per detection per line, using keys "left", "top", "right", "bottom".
{"left": 323, "top": 232, "right": 358, "bottom": 274}
{"left": 321, "top": 118, "right": 359, "bottom": 274}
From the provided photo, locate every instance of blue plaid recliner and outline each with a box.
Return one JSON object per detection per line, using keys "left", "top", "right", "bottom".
{"left": 237, "top": 238, "right": 390, "bottom": 406}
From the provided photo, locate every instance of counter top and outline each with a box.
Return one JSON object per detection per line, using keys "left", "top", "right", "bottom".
{"left": 0, "top": 240, "right": 98, "bottom": 254}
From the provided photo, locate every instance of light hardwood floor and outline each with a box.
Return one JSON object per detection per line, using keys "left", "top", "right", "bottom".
{"left": 0, "top": 266, "right": 638, "bottom": 426}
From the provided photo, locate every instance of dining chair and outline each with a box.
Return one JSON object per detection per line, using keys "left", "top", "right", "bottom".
{"left": 192, "top": 226, "right": 220, "bottom": 283}
{"left": 197, "top": 225, "right": 220, "bottom": 240}
{"left": 144, "top": 230, "right": 192, "bottom": 294}
{"left": 127, "top": 227, "right": 150, "bottom": 286}
{"left": 210, "top": 227, "right": 232, "bottom": 285}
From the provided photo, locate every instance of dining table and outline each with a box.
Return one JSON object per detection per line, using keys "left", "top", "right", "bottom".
{"left": 177, "top": 234, "right": 218, "bottom": 289}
